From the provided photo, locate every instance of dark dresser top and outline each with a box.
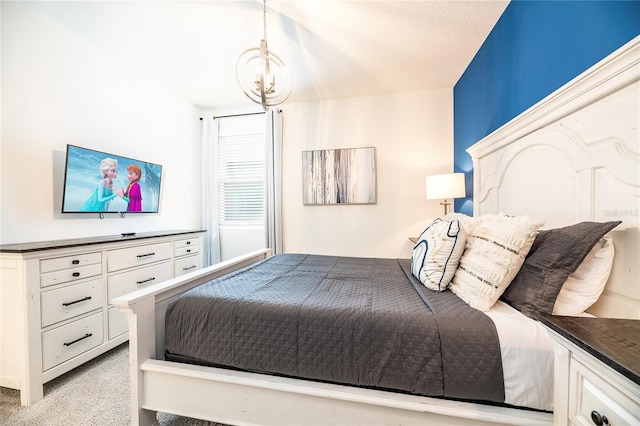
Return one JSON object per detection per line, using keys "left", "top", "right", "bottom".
{"left": 540, "top": 315, "right": 639, "bottom": 386}
{"left": 0, "top": 230, "right": 206, "bottom": 253}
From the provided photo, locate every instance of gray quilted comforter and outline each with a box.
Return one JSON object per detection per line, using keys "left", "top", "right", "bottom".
{"left": 165, "top": 254, "right": 505, "bottom": 403}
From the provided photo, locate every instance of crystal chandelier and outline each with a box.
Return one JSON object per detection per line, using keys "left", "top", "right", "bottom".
{"left": 236, "top": 0, "right": 291, "bottom": 111}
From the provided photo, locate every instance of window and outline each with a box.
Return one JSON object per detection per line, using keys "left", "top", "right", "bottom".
{"left": 217, "top": 115, "right": 266, "bottom": 226}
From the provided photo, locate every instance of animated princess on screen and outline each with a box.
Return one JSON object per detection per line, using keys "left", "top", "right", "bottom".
{"left": 79, "top": 157, "right": 121, "bottom": 212}
{"left": 118, "top": 164, "right": 143, "bottom": 212}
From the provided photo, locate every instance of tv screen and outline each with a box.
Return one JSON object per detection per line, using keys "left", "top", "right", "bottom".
{"left": 61, "top": 144, "right": 163, "bottom": 214}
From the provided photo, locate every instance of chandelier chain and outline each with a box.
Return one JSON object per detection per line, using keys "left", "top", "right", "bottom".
{"left": 263, "top": 0, "right": 268, "bottom": 43}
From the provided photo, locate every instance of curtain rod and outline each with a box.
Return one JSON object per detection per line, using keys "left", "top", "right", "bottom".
{"left": 199, "top": 110, "right": 282, "bottom": 120}
{"left": 198, "top": 112, "right": 264, "bottom": 121}
{"left": 213, "top": 111, "right": 265, "bottom": 120}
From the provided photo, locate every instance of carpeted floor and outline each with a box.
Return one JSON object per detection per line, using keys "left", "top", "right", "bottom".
{"left": 0, "top": 343, "right": 222, "bottom": 426}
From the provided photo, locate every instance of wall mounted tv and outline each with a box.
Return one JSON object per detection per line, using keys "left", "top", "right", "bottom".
{"left": 61, "top": 144, "right": 163, "bottom": 215}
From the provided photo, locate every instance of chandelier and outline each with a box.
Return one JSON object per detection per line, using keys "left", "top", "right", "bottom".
{"left": 236, "top": 0, "right": 291, "bottom": 111}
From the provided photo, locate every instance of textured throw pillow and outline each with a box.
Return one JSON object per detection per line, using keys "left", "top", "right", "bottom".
{"left": 553, "top": 236, "right": 615, "bottom": 316}
{"left": 501, "top": 221, "right": 621, "bottom": 319}
{"left": 449, "top": 213, "right": 543, "bottom": 311}
{"left": 444, "top": 212, "right": 480, "bottom": 234}
{"left": 411, "top": 218, "right": 466, "bottom": 291}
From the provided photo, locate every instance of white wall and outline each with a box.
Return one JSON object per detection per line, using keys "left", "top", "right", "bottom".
{"left": 0, "top": 3, "right": 202, "bottom": 244}
{"left": 281, "top": 90, "right": 454, "bottom": 259}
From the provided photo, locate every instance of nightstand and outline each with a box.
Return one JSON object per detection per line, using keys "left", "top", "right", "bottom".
{"left": 539, "top": 315, "right": 640, "bottom": 426}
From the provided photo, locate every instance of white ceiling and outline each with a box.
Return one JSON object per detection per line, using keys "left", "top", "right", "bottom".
{"left": 28, "top": 0, "right": 509, "bottom": 111}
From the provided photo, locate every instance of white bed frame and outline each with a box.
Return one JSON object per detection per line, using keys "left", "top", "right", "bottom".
{"left": 113, "top": 36, "right": 639, "bottom": 426}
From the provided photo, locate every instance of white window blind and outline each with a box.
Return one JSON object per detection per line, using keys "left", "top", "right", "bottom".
{"left": 217, "top": 115, "right": 266, "bottom": 226}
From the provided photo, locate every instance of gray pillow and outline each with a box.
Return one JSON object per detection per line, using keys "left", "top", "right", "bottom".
{"left": 500, "top": 221, "right": 621, "bottom": 319}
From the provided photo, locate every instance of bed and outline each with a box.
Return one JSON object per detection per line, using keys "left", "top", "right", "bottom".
{"left": 113, "top": 35, "right": 639, "bottom": 426}
{"left": 164, "top": 254, "right": 541, "bottom": 409}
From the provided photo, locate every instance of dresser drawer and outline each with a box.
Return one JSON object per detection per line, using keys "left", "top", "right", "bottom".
{"left": 41, "top": 279, "right": 103, "bottom": 327}
{"left": 107, "top": 261, "right": 173, "bottom": 303}
{"left": 41, "top": 312, "right": 104, "bottom": 371}
{"left": 175, "top": 255, "right": 201, "bottom": 277}
{"left": 40, "top": 262, "right": 103, "bottom": 288}
{"left": 174, "top": 245, "right": 199, "bottom": 258}
{"left": 107, "top": 242, "right": 172, "bottom": 272}
{"left": 570, "top": 357, "right": 640, "bottom": 425}
{"left": 40, "top": 252, "right": 101, "bottom": 274}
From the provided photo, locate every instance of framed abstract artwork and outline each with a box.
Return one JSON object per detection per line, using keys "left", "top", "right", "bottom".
{"left": 302, "top": 147, "right": 377, "bottom": 205}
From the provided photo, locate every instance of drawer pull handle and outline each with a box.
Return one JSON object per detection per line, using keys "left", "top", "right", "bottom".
{"left": 137, "top": 277, "right": 156, "bottom": 285}
{"left": 186, "top": 249, "right": 192, "bottom": 253}
{"left": 72, "top": 259, "right": 80, "bottom": 265}
{"left": 183, "top": 265, "right": 197, "bottom": 271}
{"left": 591, "top": 411, "right": 609, "bottom": 426}
{"left": 186, "top": 241, "right": 191, "bottom": 245}
{"left": 136, "top": 252, "right": 156, "bottom": 258}
{"left": 63, "top": 333, "right": 92, "bottom": 347}
{"left": 72, "top": 272, "right": 81, "bottom": 277}
{"left": 62, "top": 296, "right": 92, "bottom": 307}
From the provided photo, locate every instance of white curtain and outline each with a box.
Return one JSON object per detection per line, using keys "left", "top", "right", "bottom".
{"left": 265, "top": 109, "right": 283, "bottom": 254}
{"left": 201, "top": 116, "right": 221, "bottom": 267}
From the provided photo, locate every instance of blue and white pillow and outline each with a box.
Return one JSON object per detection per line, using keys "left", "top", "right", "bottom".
{"left": 411, "top": 218, "right": 466, "bottom": 291}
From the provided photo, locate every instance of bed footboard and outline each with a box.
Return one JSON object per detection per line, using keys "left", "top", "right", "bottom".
{"left": 139, "top": 359, "right": 551, "bottom": 426}
{"left": 112, "top": 249, "right": 272, "bottom": 425}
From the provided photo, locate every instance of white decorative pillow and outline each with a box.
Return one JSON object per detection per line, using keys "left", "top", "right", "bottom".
{"left": 450, "top": 213, "right": 543, "bottom": 311}
{"left": 444, "top": 212, "right": 480, "bottom": 234}
{"left": 411, "top": 218, "right": 466, "bottom": 291}
{"left": 553, "top": 236, "right": 614, "bottom": 316}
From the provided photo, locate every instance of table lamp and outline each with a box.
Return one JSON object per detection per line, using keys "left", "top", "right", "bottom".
{"left": 426, "top": 173, "right": 466, "bottom": 215}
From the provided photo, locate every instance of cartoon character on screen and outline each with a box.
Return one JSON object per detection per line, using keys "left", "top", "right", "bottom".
{"left": 80, "top": 158, "right": 120, "bottom": 212}
{"left": 121, "top": 164, "right": 142, "bottom": 212}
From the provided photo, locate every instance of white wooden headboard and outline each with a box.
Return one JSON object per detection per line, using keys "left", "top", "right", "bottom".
{"left": 468, "top": 36, "right": 639, "bottom": 319}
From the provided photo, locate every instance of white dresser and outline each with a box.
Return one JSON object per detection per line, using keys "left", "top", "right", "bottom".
{"left": 0, "top": 230, "right": 205, "bottom": 406}
{"left": 541, "top": 315, "right": 640, "bottom": 426}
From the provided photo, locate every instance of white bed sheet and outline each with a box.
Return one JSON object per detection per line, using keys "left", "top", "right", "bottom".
{"left": 485, "top": 301, "right": 554, "bottom": 411}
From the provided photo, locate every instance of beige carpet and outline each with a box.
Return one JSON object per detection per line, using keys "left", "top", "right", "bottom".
{"left": 0, "top": 343, "right": 222, "bottom": 426}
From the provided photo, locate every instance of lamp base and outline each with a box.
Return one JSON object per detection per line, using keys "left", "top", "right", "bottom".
{"left": 440, "top": 199, "right": 452, "bottom": 216}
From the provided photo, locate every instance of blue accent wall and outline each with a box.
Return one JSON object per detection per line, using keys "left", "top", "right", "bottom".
{"left": 453, "top": 0, "right": 640, "bottom": 215}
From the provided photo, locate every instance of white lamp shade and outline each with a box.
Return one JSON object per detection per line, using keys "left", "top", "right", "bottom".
{"left": 426, "top": 173, "right": 466, "bottom": 200}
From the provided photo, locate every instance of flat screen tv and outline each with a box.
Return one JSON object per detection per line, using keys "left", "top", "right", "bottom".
{"left": 61, "top": 144, "right": 163, "bottom": 214}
